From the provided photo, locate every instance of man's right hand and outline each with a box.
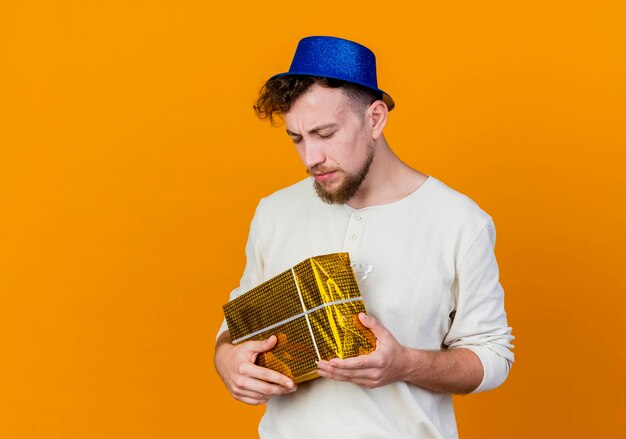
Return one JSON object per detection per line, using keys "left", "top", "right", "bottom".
{"left": 214, "top": 331, "right": 297, "bottom": 405}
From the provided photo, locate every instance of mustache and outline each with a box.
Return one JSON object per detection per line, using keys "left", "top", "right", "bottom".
{"left": 308, "top": 164, "right": 339, "bottom": 175}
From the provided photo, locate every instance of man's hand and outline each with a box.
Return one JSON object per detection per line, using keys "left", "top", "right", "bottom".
{"left": 316, "top": 313, "right": 410, "bottom": 388}
{"left": 316, "top": 313, "right": 484, "bottom": 393}
{"left": 214, "top": 332, "right": 297, "bottom": 405}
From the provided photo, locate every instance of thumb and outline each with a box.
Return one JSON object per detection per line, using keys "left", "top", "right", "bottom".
{"left": 358, "top": 313, "right": 388, "bottom": 339}
{"left": 247, "top": 334, "right": 278, "bottom": 354}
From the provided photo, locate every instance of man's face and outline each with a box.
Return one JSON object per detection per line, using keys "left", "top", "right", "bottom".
{"left": 284, "top": 84, "right": 374, "bottom": 204}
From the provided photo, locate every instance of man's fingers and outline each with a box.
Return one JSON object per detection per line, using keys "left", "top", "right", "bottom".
{"left": 231, "top": 369, "right": 297, "bottom": 400}
{"left": 317, "top": 366, "right": 381, "bottom": 387}
{"left": 320, "top": 352, "right": 383, "bottom": 371}
{"left": 217, "top": 333, "right": 299, "bottom": 405}
{"left": 240, "top": 335, "right": 280, "bottom": 364}
{"left": 245, "top": 335, "right": 278, "bottom": 354}
{"left": 232, "top": 385, "right": 270, "bottom": 401}
{"left": 240, "top": 361, "right": 296, "bottom": 390}
{"left": 318, "top": 366, "right": 379, "bottom": 378}
{"left": 358, "top": 313, "right": 388, "bottom": 340}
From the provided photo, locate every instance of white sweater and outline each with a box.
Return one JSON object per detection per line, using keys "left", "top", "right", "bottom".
{"left": 218, "top": 176, "right": 514, "bottom": 439}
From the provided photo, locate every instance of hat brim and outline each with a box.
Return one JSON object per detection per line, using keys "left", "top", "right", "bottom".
{"left": 270, "top": 71, "right": 395, "bottom": 111}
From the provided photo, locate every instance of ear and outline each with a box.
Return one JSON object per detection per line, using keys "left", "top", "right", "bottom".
{"left": 366, "top": 100, "right": 388, "bottom": 140}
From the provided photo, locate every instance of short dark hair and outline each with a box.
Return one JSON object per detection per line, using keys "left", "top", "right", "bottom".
{"left": 253, "top": 76, "right": 382, "bottom": 125}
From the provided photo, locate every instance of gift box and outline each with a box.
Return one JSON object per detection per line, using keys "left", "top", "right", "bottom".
{"left": 223, "top": 252, "right": 376, "bottom": 384}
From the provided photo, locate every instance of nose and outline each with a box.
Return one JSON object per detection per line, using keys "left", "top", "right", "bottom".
{"left": 299, "top": 140, "right": 326, "bottom": 170}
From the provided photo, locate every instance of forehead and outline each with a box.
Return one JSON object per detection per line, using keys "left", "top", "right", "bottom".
{"left": 284, "top": 84, "right": 354, "bottom": 130}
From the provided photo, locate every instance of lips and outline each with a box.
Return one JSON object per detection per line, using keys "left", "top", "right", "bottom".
{"left": 313, "top": 171, "right": 336, "bottom": 182}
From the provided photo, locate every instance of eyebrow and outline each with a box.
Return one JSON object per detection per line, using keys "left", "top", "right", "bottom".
{"left": 286, "top": 123, "right": 338, "bottom": 137}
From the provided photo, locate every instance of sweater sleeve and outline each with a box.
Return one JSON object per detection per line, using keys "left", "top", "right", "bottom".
{"left": 215, "top": 200, "right": 266, "bottom": 340}
{"left": 443, "top": 219, "right": 515, "bottom": 393}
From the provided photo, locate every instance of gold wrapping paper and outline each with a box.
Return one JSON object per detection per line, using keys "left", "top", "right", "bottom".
{"left": 223, "top": 252, "right": 376, "bottom": 383}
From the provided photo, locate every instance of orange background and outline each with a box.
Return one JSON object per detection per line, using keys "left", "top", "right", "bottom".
{"left": 2, "top": 1, "right": 625, "bottom": 438}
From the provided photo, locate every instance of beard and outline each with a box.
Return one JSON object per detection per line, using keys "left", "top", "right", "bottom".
{"left": 310, "top": 143, "right": 375, "bottom": 205}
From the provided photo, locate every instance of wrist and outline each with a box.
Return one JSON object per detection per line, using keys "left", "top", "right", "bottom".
{"left": 397, "top": 345, "right": 420, "bottom": 383}
{"left": 214, "top": 332, "right": 234, "bottom": 364}
{"left": 399, "top": 347, "right": 427, "bottom": 384}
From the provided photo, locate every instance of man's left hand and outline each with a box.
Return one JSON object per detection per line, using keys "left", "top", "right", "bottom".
{"left": 316, "top": 313, "right": 410, "bottom": 388}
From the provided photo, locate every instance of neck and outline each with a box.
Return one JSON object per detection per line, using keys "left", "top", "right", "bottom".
{"left": 346, "top": 137, "right": 428, "bottom": 209}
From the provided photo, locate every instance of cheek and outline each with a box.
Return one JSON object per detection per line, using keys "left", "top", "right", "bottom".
{"left": 331, "top": 135, "right": 357, "bottom": 163}
{"left": 338, "top": 137, "right": 364, "bottom": 166}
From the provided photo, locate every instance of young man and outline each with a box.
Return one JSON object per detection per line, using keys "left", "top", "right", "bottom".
{"left": 215, "top": 36, "right": 514, "bottom": 438}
